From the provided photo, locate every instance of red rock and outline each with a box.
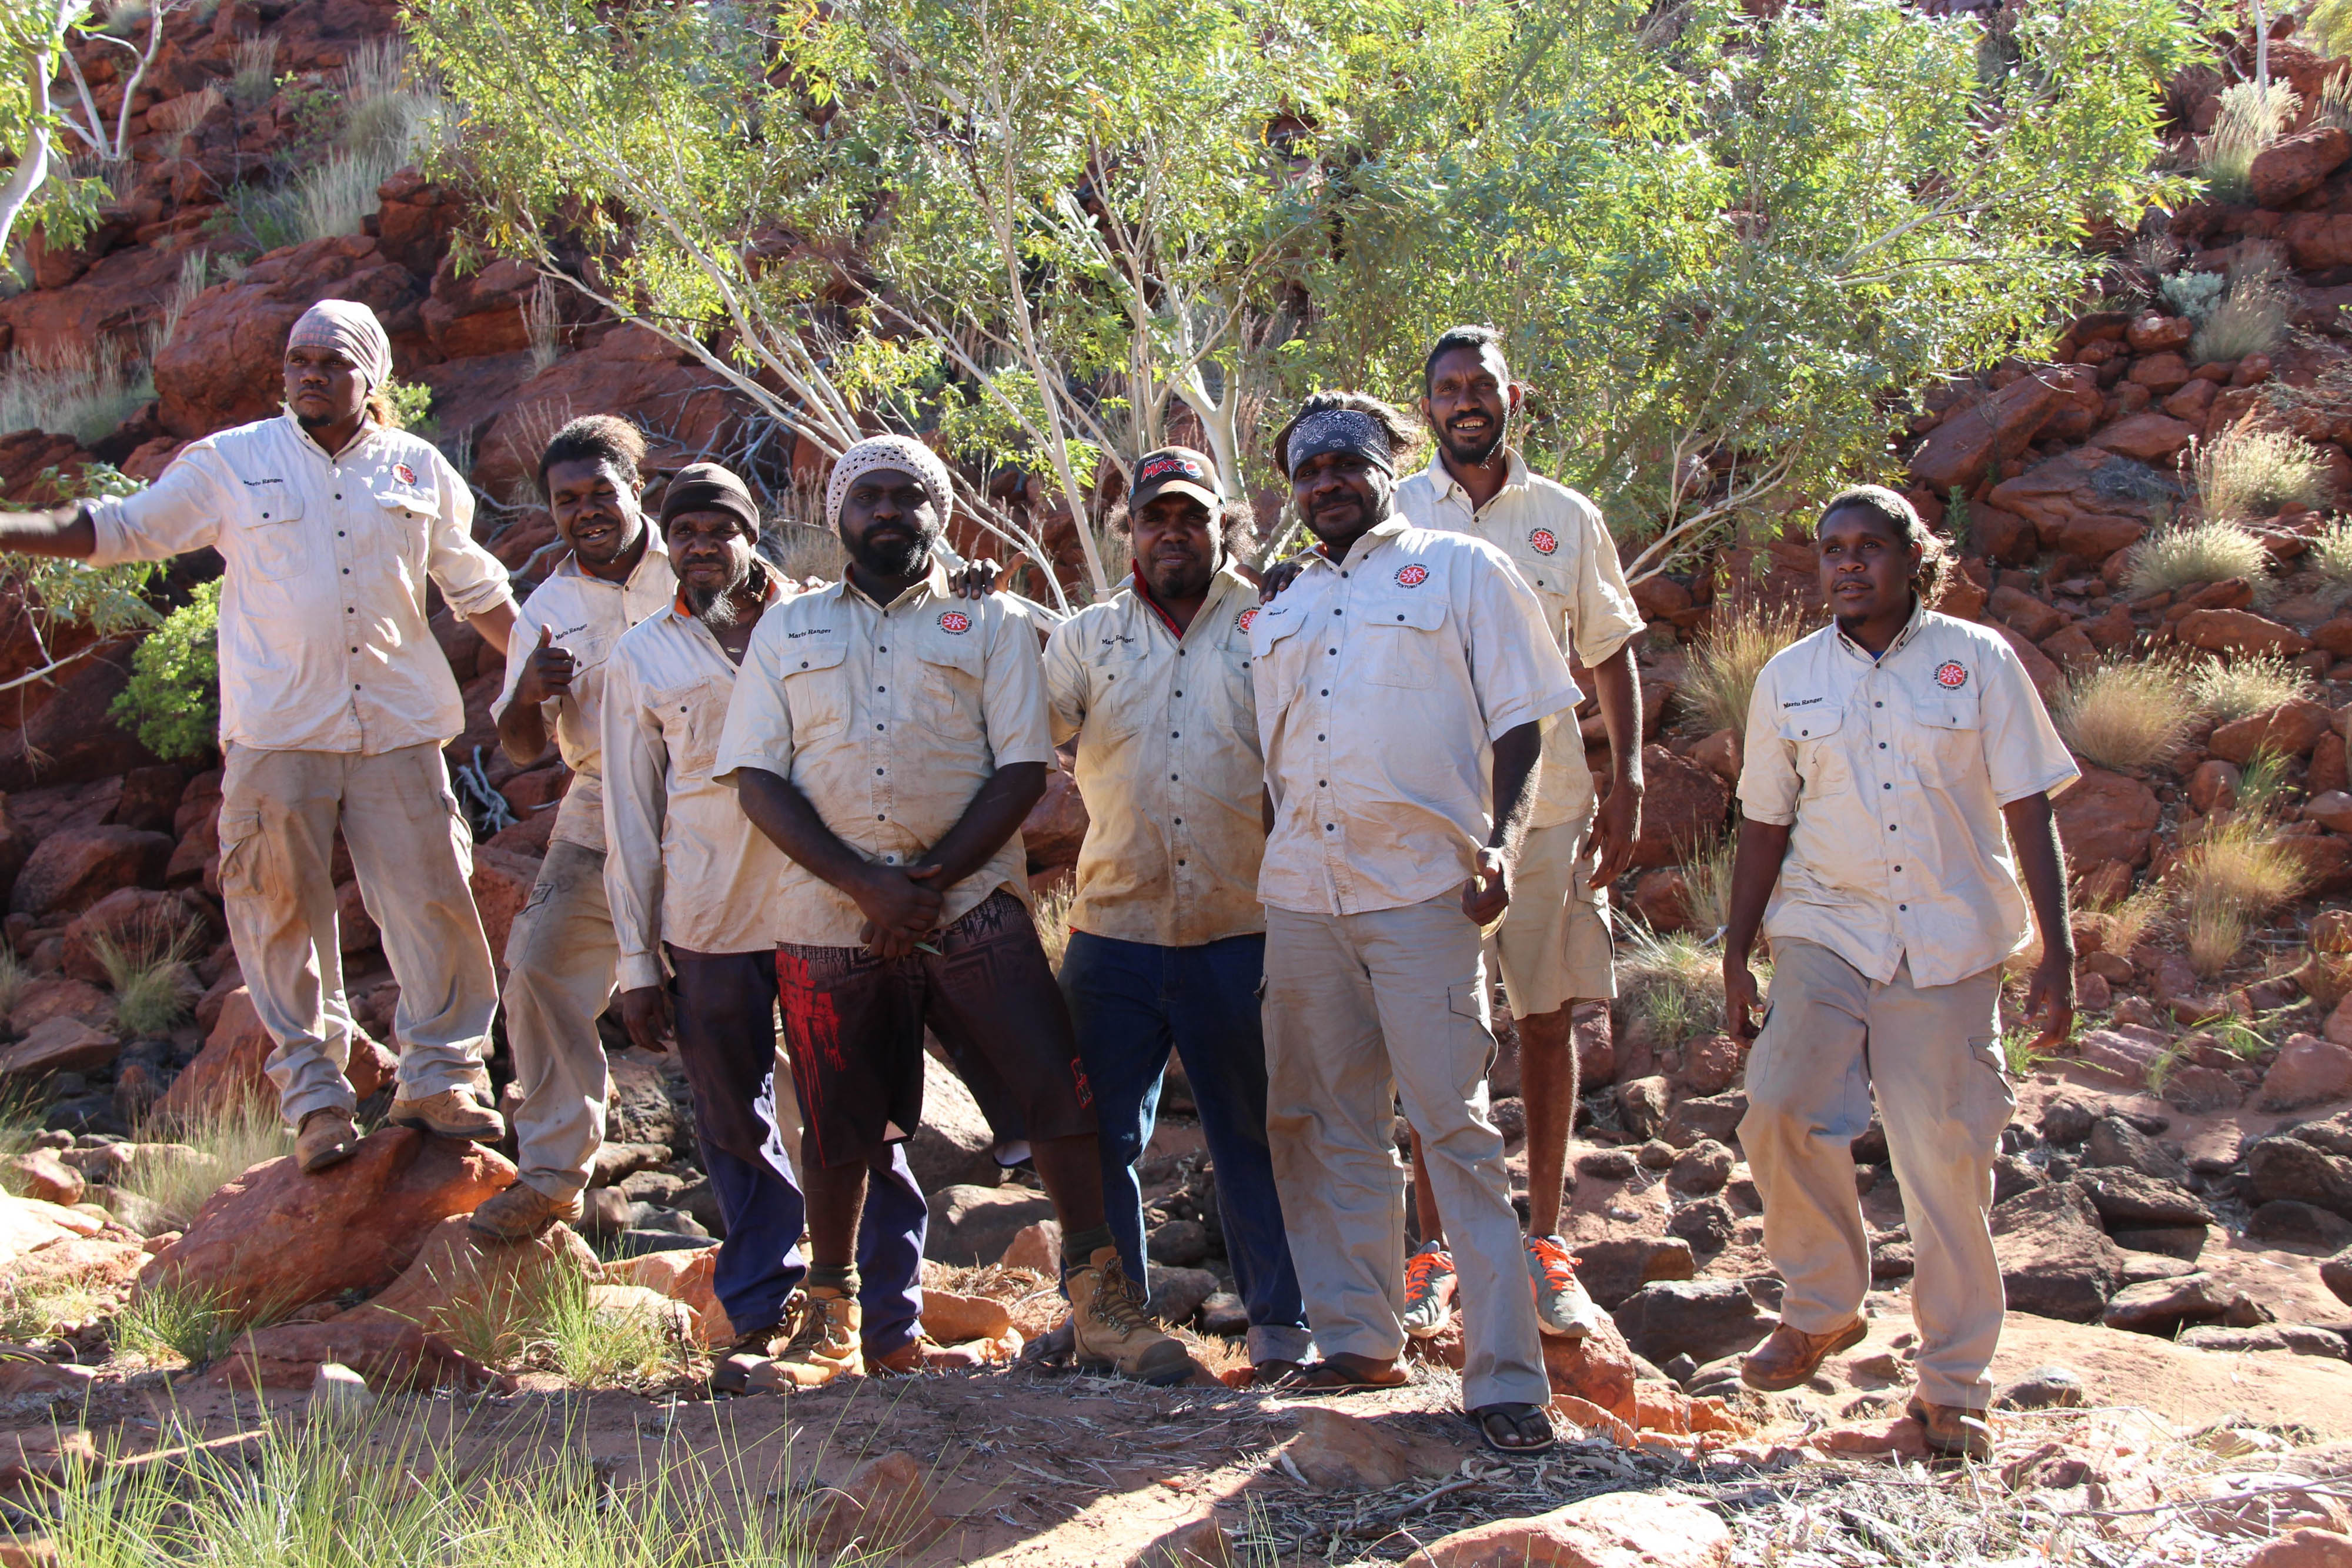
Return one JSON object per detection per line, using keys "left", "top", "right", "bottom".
{"left": 1909, "top": 374, "right": 2067, "bottom": 494}
{"left": 2189, "top": 758, "right": 2240, "bottom": 813}
{"left": 2310, "top": 790, "right": 2352, "bottom": 833}
{"left": 2040, "top": 624, "right": 2099, "bottom": 671}
{"left": 806, "top": 1450, "right": 950, "bottom": 1556}
{"left": 2253, "top": 127, "right": 2352, "bottom": 207}
{"left": 0, "top": 242, "right": 183, "bottom": 365}
{"left": 374, "top": 170, "right": 464, "bottom": 277}
{"left": 2261, "top": 1035, "right": 2352, "bottom": 1112}
{"left": 422, "top": 255, "right": 540, "bottom": 359}
{"left": 2290, "top": 833, "right": 2352, "bottom": 898}
{"left": 1685, "top": 727, "right": 1739, "bottom": 783}
{"left": 2126, "top": 313, "right": 2194, "bottom": 353}
{"left": 1678, "top": 1033, "right": 1743, "bottom": 1096}
{"left": 1631, "top": 745, "right": 1731, "bottom": 870}
{"left": 8, "top": 977, "right": 115, "bottom": 1037}
{"left": 2054, "top": 768, "right": 2159, "bottom": 867}
{"left": 136, "top": 1126, "right": 514, "bottom": 1320}
{"left": 61, "top": 886, "right": 212, "bottom": 986}
{"left": 2092, "top": 412, "right": 2199, "bottom": 462}
{"left": 336, "top": 1212, "right": 602, "bottom": 1339}
{"left": 467, "top": 846, "right": 544, "bottom": 976}
{"left": 2316, "top": 618, "right": 2352, "bottom": 657}
{"left": 2163, "top": 1062, "right": 2243, "bottom": 1114}
{"left": 1631, "top": 867, "right": 1690, "bottom": 932}
{"left": 1128, "top": 1517, "right": 1240, "bottom": 1568}
{"left": 1993, "top": 622, "right": 2063, "bottom": 696}
{"left": 920, "top": 1287, "right": 1013, "bottom": 1346}
{"left": 1970, "top": 502, "right": 2040, "bottom": 566}
{"left": 206, "top": 1317, "right": 509, "bottom": 1393}
{"left": 1990, "top": 584, "right": 2066, "bottom": 641}
{"left": 1287, "top": 1407, "right": 1451, "bottom": 1489}
{"left": 2177, "top": 608, "right": 2311, "bottom": 658}
{"left": 8, "top": 824, "right": 172, "bottom": 918}
{"left": 8, "top": 1148, "right": 83, "bottom": 1206}
{"left": 0, "top": 1018, "right": 118, "bottom": 1081}
{"left": 2250, "top": 1530, "right": 2352, "bottom": 1568}
{"left": 2327, "top": 993, "right": 2352, "bottom": 1048}
{"left": 2127, "top": 353, "right": 2192, "bottom": 393}
{"left": 1543, "top": 1308, "right": 1638, "bottom": 1422}
{"left": 1000, "top": 1219, "right": 1061, "bottom": 1273}
{"left": 1416, "top": 1491, "right": 1731, "bottom": 1567}
{"left": 604, "top": 1243, "right": 731, "bottom": 1346}
{"left": 1812, "top": 1416, "right": 1932, "bottom": 1460}
{"left": 1988, "top": 451, "right": 2153, "bottom": 561}
{"left": 2166, "top": 377, "right": 2220, "bottom": 422}
{"left": 2209, "top": 698, "right": 2336, "bottom": 763}
{"left": 1020, "top": 765, "right": 1088, "bottom": 870}
{"left": 152, "top": 236, "right": 426, "bottom": 441}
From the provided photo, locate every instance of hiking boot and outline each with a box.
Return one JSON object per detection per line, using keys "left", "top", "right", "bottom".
{"left": 1739, "top": 1317, "right": 1868, "bottom": 1392}
{"left": 756, "top": 1289, "right": 863, "bottom": 1388}
{"left": 388, "top": 1086, "right": 505, "bottom": 1142}
{"left": 467, "top": 1180, "right": 583, "bottom": 1242}
{"left": 1401, "top": 1242, "right": 1457, "bottom": 1339}
{"left": 1068, "top": 1246, "right": 1192, "bottom": 1385}
{"left": 1525, "top": 1234, "right": 1604, "bottom": 1340}
{"left": 295, "top": 1109, "right": 359, "bottom": 1174}
{"left": 1907, "top": 1396, "right": 1994, "bottom": 1460}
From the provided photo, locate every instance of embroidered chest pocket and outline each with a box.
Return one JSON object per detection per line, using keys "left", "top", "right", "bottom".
{"left": 1247, "top": 602, "right": 1309, "bottom": 709}
{"left": 1779, "top": 703, "right": 1853, "bottom": 799}
{"left": 917, "top": 633, "right": 985, "bottom": 741}
{"left": 656, "top": 677, "right": 730, "bottom": 776}
{"left": 235, "top": 480, "right": 308, "bottom": 582}
{"left": 1359, "top": 592, "right": 1448, "bottom": 690}
{"left": 780, "top": 638, "right": 850, "bottom": 743}
{"left": 1906, "top": 692, "right": 1984, "bottom": 787}
{"left": 367, "top": 482, "right": 436, "bottom": 578}
{"left": 1207, "top": 632, "right": 1257, "bottom": 738}
{"left": 1083, "top": 636, "right": 1152, "bottom": 740}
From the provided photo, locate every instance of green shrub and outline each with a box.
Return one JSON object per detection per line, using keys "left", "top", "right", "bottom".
{"left": 112, "top": 578, "right": 220, "bottom": 763}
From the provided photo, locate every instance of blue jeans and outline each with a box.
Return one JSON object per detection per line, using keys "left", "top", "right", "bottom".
{"left": 1060, "top": 930, "right": 1310, "bottom": 1365}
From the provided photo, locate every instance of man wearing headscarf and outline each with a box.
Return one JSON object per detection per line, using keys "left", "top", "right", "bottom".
{"left": 0, "top": 300, "right": 519, "bottom": 1175}
{"left": 715, "top": 432, "right": 1190, "bottom": 1386}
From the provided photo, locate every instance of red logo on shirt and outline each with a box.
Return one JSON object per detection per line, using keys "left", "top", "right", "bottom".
{"left": 1935, "top": 660, "right": 1969, "bottom": 689}
{"left": 938, "top": 610, "right": 972, "bottom": 634}
{"left": 1528, "top": 528, "right": 1558, "bottom": 555}
{"left": 1395, "top": 564, "right": 1429, "bottom": 587}
{"left": 391, "top": 462, "right": 417, "bottom": 485}
{"left": 1237, "top": 607, "right": 1259, "bottom": 632}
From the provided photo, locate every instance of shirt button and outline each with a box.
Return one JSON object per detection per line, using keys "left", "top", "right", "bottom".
{"left": 1170, "top": 774, "right": 1178, "bottom": 781}
{"left": 1325, "top": 823, "right": 1335, "bottom": 831}
{"left": 1882, "top": 783, "right": 1890, "bottom": 790}
{"left": 1329, "top": 647, "right": 1337, "bottom": 654}
{"left": 1170, "top": 731, "right": 1180, "bottom": 738}
{"left": 342, "top": 569, "right": 350, "bottom": 574}
{"left": 1177, "top": 858, "right": 1187, "bottom": 866}
{"left": 1173, "top": 817, "right": 1182, "bottom": 825}
{"left": 1800, "top": 728, "right": 1809, "bottom": 737}
{"left": 1318, "top": 780, "right": 1327, "bottom": 787}
{"left": 1172, "top": 690, "right": 1182, "bottom": 697}
{"left": 1394, "top": 614, "right": 1404, "bottom": 621}
{"left": 1878, "top": 742, "right": 1886, "bottom": 748}
{"left": 1895, "top": 864, "right": 1903, "bottom": 872}
{"left": 1875, "top": 701, "right": 1883, "bottom": 708}
{"left": 876, "top": 768, "right": 884, "bottom": 775}
{"left": 1899, "top": 903, "right": 1908, "bottom": 911}
{"left": 875, "top": 723, "right": 884, "bottom": 731}
{"left": 1319, "top": 688, "right": 1329, "bottom": 696}
{"left": 1317, "top": 733, "right": 1325, "bottom": 741}
{"left": 337, "top": 531, "right": 345, "bottom": 537}
{"left": 876, "top": 814, "right": 884, "bottom": 820}
{"left": 333, "top": 493, "right": 341, "bottom": 500}
{"left": 876, "top": 685, "right": 886, "bottom": 692}
{"left": 878, "top": 645, "right": 887, "bottom": 652}
{"left": 1889, "top": 824, "right": 1897, "bottom": 831}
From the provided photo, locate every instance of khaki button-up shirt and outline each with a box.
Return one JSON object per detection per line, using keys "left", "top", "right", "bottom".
{"left": 714, "top": 563, "right": 1056, "bottom": 947}
{"left": 602, "top": 582, "right": 795, "bottom": 989}
{"left": 1042, "top": 563, "right": 1266, "bottom": 947}
{"left": 492, "top": 540, "right": 677, "bottom": 850}
{"left": 86, "top": 413, "right": 514, "bottom": 754}
{"left": 1396, "top": 453, "right": 1645, "bottom": 828}
{"left": 1251, "top": 516, "right": 1581, "bottom": 917}
{"left": 1737, "top": 604, "right": 2079, "bottom": 989}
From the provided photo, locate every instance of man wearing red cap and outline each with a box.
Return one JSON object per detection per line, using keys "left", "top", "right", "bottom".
{"left": 0, "top": 300, "right": 517, "bottom": 1174}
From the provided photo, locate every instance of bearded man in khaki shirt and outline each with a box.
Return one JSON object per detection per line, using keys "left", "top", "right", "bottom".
{"left": 1724, "top": 486, "right": 2077, "bottom": 1460}
{"left": 0, "top": 302, "right": 517, "bottom": 1174}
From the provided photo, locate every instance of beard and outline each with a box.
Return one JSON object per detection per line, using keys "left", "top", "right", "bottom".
{"left": 686, "top": 559, "right": 759, "bottom": 627}
{"left": 1441, "top": 400, "right": 1511, "bottom": 468}
{"left": 845, "top": 525, "right": 936, "bottom": 581}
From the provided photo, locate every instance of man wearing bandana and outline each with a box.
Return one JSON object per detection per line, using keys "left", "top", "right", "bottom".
{"left": 1250, "top": 393, "right": 1579, "bottom": 1455}
{"left": 0, "top": 301, "right": 519, "bottom": 1174}
{"left": 715, "top": 434, "right": 1188, "bottom": 1385}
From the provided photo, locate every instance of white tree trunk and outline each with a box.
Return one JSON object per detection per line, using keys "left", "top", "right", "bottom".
{"left": 0, "top": 48, "right": 59, "bottom": 259}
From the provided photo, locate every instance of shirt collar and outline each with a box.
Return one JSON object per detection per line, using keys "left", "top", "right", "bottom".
{"left": 1834, "top": 596, "right": 1930, "bottom": 664}
{"left": 1422, "top": 448, "right": 1530, "bottom": 505}
{"left": 556, "top": 527, "right": 670, "bottom": 587}
{"left": 282, "top": 409, "right": 380, "bottom": 463}
{"left": 1125, "top": 559, "right": 1255, "bottom": 640}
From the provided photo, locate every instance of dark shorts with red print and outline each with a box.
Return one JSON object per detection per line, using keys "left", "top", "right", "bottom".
{"left": 776, "top": 888, "right": 1097, "bottom": 1171}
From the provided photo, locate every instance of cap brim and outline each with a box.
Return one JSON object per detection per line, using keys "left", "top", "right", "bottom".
{"left": 1131, "top": 477, "right": 1222, "bottom": 515}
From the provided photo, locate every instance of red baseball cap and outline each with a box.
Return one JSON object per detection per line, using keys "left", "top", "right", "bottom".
{"left": 1129, "top": 446, "right": 1222, "bottom": 515}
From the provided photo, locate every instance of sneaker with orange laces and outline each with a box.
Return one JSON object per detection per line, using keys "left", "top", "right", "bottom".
{"left": 1525, "top": 1233, "right": 1603, "bottom": 1340}
{"left": 1401, "top": 1242, "right": 1456, "bottom": 1339}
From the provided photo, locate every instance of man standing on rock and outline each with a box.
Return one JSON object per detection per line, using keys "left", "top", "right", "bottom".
{"left": 0, "top": 301, "right": 517, "bottom": 1174}
{"left": 1040, "top": 446, "right": 1311, "bottom": 1381}
{"left": 601, "top": 460, "right": 930, "bottom": 1369}
{"left": 1251, "top": 392, "right": 1578, "bottom": 1454}
{"left": 1391, "top": 325, "right": 1646, "bottom": 1348}
{"left": 714, "top": 433, "right": 1188, "bottom": 1385}
{"left": 469, "top": 418, "right": 677, "bottom": 1240}
{"left": 1725, "top": 484, "right": 2077, "bottom": 1460}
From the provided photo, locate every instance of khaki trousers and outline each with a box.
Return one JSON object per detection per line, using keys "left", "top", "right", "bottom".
{"left": 1738, "top": 939, "right": 2013, "bottom": 1407}
{"left": 1262, "top": 894, "right": 1548, "bottom": 1410}
{"left": 502, "top": 838, "right": 619, "bottom": 1198}
{"left": 218, "top": 743, "right": 497, "bottom": 1128}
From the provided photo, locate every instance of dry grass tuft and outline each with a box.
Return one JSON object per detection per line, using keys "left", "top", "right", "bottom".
{"left": 2124, "top": 520, "right": 2271, "bottom": 601}
{"left": 123, "top": 1095, "right": 290, "bottom": 1225}
{"left": 2188, "top": 651, "right": 2311, "bottom": 723}
{"left": 1618, "top": 926, "right": 1728, "bottom": 1043}
{"left": 2191, "top": 260, "right": 2292, "bottom": 365}
{"left": 90, "top": 907, "right": 202, "bottom": 1038}
{"left": 1677, "top": 835, "right": 1734, "bottom": 937}
{"left": 2314, "top": 519, "right": 2352, "bottom": 598}
{"left": 2052, "top": 661, "right": 2196, "bottom": 770}
{"left": 2175, "top": 794, "right": 2310, "bottom": 977}
{"left": 1032, "top": 874, "right": 1076, "bottom": 974}
{"left": 2191, "top": 420, "right": 2333, "bottom": 523}
{"left": 2201, "top": 82, "right": 2298, "bottom": 202}
{"left": 1678, "top": 599, "right": 1809, "bottom": 737}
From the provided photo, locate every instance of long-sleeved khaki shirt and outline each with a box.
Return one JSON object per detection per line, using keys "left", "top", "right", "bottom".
{"left": 1395, "top": 452, "right": 1645, "bottom": 828}
{"left": 1250, "top": 515, "right": 1581, "bottom": 918}
{"left": 1737, "top": 603, "right": 2079, "bottom": 989}
{"left": 602, "top": 583, "right": 795, "bottom": 988}
{"left": 85, "top": 413, "right": 514, "bottom": 754}
{"left": 1042, "top": 563, "right": 1267, "bottom": 947}
{"left": 714, "top": 563, "right": 1056, "bottom": 948}
{"left": 492, "top": 539, "right": 676, "bottom": 851}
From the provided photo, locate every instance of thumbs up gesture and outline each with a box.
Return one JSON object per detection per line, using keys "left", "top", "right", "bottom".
{"left": 514, "top": 622, "right": 577, "bottom": 704}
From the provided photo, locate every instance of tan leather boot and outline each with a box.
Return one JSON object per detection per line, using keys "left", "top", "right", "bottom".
{"left": 753, "top": 1289, "right": 863, "bottom": 1388}
{"left": 467, "top": 1181, "right": 583, "bottom": 1241}
{"left": 295, "top": 1109, "right": 360, "bottom": 1174}
{"left": 1739, "top": 1316, "right": 1868, "bottom": 1391}
{"left": 388, "top": 1086, "right": 505, "bottom": 1142}
{"left": 1068, "top": 1246, "right": 1192, "bottom": 1385}
{"left": 1907, "top": 1396, "right": 1994, "bottom": 1459}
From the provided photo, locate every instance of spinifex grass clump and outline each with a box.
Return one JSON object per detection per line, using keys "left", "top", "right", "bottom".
{"left": 2052, "top": 661, "right": 2196, "bottom": 770}
{"left": 2176, "top": 753, "right": 2310, "bottom": 978}
{"left": 1679, "top": 598, "right": 1809, "bottom": 737}
{"left": 1618, "top": 925, "right": 1730, "bottom": 1044}
{"left": 112, "top": 1280, "right": 243, "bottom": 1367}
{"left": 2123, "top": 520, "right": 2271, "bottom": 601}
{"left": 89, "top": 907, "right": 203, "bottom": 1038}
{"left": 2188, "top": 651, "right": 2311, "bottom": 723}
{"left": 123, "top": 1094, "right": 291, "bottom": 1226}
{"left": 2191, "top": 419, "right": 2333, "bottom": 523}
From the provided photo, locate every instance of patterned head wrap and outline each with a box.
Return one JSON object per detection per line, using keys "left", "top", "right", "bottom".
{"left": 285, "top": 300, "right": 392, "bottom": 391}
{"left": 1285, "top": 407, "right": 1395, "bottom": 476}
{"left": 825, "top": 434, "right": 954, "bottom": 530}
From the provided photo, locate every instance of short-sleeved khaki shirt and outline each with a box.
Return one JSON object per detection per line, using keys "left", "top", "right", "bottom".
{"left": 85, "top": 413, "right": 514, "bottom": 754}
{"left": 602, "top": 582, "right": 794, "bottom": 988}
{"left": 1395, "top": 453, "right": 1645, "bottom": 828}
{"left": 492, "top": 539, "right": 676, "bottom": 851}
{"left": 1042, "top": 563, "right": 1266, "bottom": 947}
{"left": 1251, "top": 515, "right": 1581, "bottom": 917}
{"left": 713, "top": 562, "right": 1057, "bottom": 948}
{"left": 1736, "top": 604, "right": 2079, "bottom": 988}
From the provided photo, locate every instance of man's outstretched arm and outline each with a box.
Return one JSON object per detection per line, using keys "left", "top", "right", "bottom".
{"left": 0, "top": 506, "right": 97, "bottom": 559}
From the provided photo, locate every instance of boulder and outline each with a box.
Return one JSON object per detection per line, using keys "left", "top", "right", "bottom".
{"left": 1128, "top": 1517, "right": 1240, "bottom": 1568}
{"left": 2247, "top": 1529, "right": 2352, "bottom": 1568}
{"left": 2052, "top": 769, "right": 2159, "bottom": 867}
{"left": 2100, "top": 1272, "right": 2264, "bottom": 1336}
{"left": 1990, "top": 584, "right": 2067, "bottom": 641}
{"left": 603, "top": 1243, "right": 729, "bottom": 1346}
{"left": 1610, "top": 1278, "right": 1768, "bottom": 1366}
{"left": 308, "top": 1362, "right": 377, "bottom": 1425}
{"left": 2249, "top": 1136, "right": 2352, "bottom": 1220}
{"left": 422, "top": 255, "right": 540, "bottom": 359}
{"left": 1020, "top": 767, "right": 1088, "bottom": 871}
{"left": 60, "top": 886, "right": 213, "bottom": 987}
{"left": 2177, "top": 609, "right": 2311, "bottom": 658}
{"left": 2210, "top": 699, "right": 2337, "bottom": 765}
{"left": 206, "top": 1318, "right": 508, "bottom": 1393}
{"left": 137, "top": 1128, "right": 515, "bottom": 1319}
{"left": 1416, "top": 1491, "right": 1731, "bottom": 1568}
{"left": 2327, "top": 1248, "right": 2352, "bottom": 1309}
{"left": 2251, "top": 126, "right": 2352, "bottom": 206}
{"left": 2251, "top": 1201, "right": 2352, "bottom": 1251}
{"left": 2073, "top": 1168, "right": 2213, "bottom": 1229}
{"left": 1662, "top": 1091, "right": 1747, "bottom": 1149}
{"left": 2071, "top": 1026, "right": 2166, "bottom": 1088}
{"left": 152, "top": 988, "right": 397, "bottom": 1121}
{"left": 1668, "top": 1139, "right": 1735, "bottom": 1195}
{"left": 0, "top": 641, "right": 159, "bottom": 793}
{"left": 2163, "top": 1062, "right": 2244, "bottom": 1114}
{"left": 920, "top": 1289, "right": 1013, "bottom": 1345}
{"left": 1285, "top": 1407, "right": 1455, "bottom": 1490}
{"left": 1987, "top": 449, "right": 2164, "bottom": 560}
{"left": 804, "top": 1450, "right": 950, "bottom": 1557}
{"left": 1542, "top": 1309, "right": 1638, "bottom": 1422}
{"left": 8, "top": 1146, "right": 83, "bottom": 1206}
{"left": 904, "top": 1054, "right": 1005, "bottom": 1192}
{"left": 924, "top": 1183, "right": 1055, "bottom": 1266}
{"left": 335, "top": 1213, "right": 602, "bottom": 1340}
{"left": 467, "top": 847, "right": 544, "bottom": 977}
{"left": 1001, "top": 1220, "right": 1061, "bottom": 1273}
{"left": 2263, "top": 1036, "right": 2352, "bottom": 1113}
{"left": 2092, "top": 412, "right": 2199, "bottom": 463}
{"left": 2178, "top": 1324, "right": 2347, "bottom": 1359}
{"left": 605, "top": 1053, "right": 684, "bottom": 1148}
{"left": 2127, "top": 353, "right": 2191, "bottom": 393}
{"left": 1569, "top": 1236, "right": 1696, "bottom": 1310}
{"left": 1909, "top": 375, "right": 2067, "bottom": 494}
{"left": 1629, "top": 745, "right": 1731, "bottom": 870}
{"left": 8, "top": 824, "right": 172, "bottom": 918}
{"left": 1990, "top": 1182, "right": 2129, "bottom": 1321}
{"left": 2084, "top": 1115, "right": 2187, "bottom": 1182}
{"left": 0, "top": 1017, "right": 119, "bottom": 1080}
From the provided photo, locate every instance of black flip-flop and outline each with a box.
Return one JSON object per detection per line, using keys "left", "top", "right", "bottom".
{"left": 1471, "top": 1402, "right": 1557, "bottom": 1455}
{"left": 1271, "top": 1358, "right": 1410, "bottom": 1394}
